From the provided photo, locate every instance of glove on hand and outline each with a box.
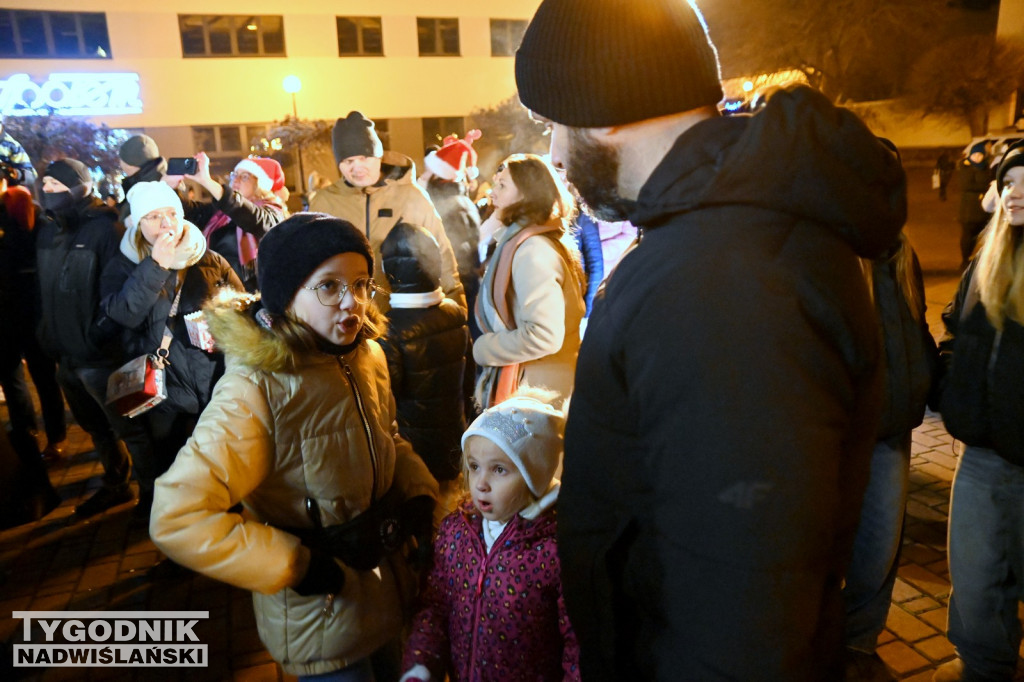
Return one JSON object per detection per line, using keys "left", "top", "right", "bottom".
{"left": 293, "top": 549, "right": 345, "bottom": 596}
{"left": 401, "top": 495, "right": 436, "bottom": 571}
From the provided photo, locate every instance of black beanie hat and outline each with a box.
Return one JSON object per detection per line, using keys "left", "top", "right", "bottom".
{"left": 332, "top": 111, "right": 384, "bottom": 164}
{"left": 996, "top": 143, "right": 1024, "bottom": 193}
{"left": 119, "top": 134, "right": 160, "bottom": 167}
{"left": 257, "top": 212, "right": 374, "bottom": 316}
{"left": 515, "top": 0, "right": 723, "bottom": 127}
{"left": 381, "top": 222, "right": 442, "bottom": 294}
{"left": 43, "top": 158, "right": 91, "bottom": 190}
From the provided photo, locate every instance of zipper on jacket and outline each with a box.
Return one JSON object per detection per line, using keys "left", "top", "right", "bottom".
{"left": 364, "top": 194, "right": 371, "bottom": 241}
{"left": 338, "top": 358, "right": 380, "bottom": 500}
{"left": 467, "top": 517, "right": 515, "bottom": 674}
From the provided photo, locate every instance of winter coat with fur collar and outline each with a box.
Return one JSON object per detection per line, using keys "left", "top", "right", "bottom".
{"left": 150, "top": 291, "right": 439, "bottom": 676}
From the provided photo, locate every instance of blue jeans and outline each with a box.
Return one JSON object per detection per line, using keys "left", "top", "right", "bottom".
{"left": 947, "top": 445, "right": 1024, "bottom": 681}
{"left": 844, "top": 433, "right": 911, "bottom": 652}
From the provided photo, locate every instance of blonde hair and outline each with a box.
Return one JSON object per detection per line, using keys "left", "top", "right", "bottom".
{"left": 974, "top": 201, "right": 1024, "bottom": 330}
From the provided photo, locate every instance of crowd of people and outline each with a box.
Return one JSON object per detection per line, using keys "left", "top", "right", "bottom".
{"left": 3, "top": 0, "right": 1024, "bottom": 680}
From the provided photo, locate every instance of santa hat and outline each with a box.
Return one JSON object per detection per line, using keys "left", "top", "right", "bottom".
{"left": 425, "top": 130, "right": 482, "bottom": 182}
{"left": 234, "top": 157, "right": 286, "bottom": 193}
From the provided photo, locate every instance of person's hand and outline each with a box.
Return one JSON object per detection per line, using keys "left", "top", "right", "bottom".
{"left": 150, "top": 231, "right": 177, "bottom": 269}
{"left": 162, "top": 174, "right": 184, "bottom": 189}
{"left": 185, "top": 152, "right": 211, "bottom": 184}
{"left": 293, "top": 549, "right": 345, "bottom": 596}
{"left": 185, "top": 151, "right": 222, "bottom": 200}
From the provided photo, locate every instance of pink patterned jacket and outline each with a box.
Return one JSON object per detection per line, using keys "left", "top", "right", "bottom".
{"left": 402, "top": 500, "right": 580, "bottom": 681}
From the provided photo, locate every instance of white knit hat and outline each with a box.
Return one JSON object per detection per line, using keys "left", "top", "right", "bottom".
{"left": 461, "top": 394, "right": 564, "bottom": 497}
{"left": 127, "top": 181, "right": 183, "bottom": 226}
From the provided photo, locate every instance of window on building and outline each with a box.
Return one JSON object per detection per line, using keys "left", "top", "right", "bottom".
{"left": 490, "top": 19, "right": 527, "bottom": 57}
{"left": 422, "top": 117, "right": 464, "bottom": 149}
{"left": 416, "top": 17, "right": 459, "bottom": 56}
{"left": 179, "top": 15, "right": 285, "bottom": 57}
{"left": 0, "top": 9, "right": 111, "bottom": 58}
{"left": 336, "top": 16, "right": 383, "bottom": 56}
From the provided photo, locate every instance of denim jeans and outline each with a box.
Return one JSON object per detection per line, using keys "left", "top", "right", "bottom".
{"left": 947, "top": 445, "right": 1024, "bottom": 681}
{"left": 843, "top": 433, "right": 911, "bottom": 652}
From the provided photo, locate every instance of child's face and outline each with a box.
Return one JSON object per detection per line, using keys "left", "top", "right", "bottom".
{"left": 289, "top": 252, "right": 370, "bottom": 346}
{"left": 465, "top": 436, "right": 532, "bottom": 524}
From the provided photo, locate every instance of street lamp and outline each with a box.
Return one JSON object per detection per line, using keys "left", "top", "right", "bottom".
{"left": 282, "top": 75, "right": 305, "bottom": 195}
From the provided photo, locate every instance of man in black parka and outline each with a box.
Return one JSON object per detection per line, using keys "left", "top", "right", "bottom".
{"left": 515, "top": 0, "right": 907, "bottom": 679}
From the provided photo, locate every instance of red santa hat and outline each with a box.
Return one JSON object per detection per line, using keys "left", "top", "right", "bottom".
{"left": 425, "top": 129, "right": 482, "bottom": 182}
{"left": 234, "top": 157, "right": 286, "bottom": 193}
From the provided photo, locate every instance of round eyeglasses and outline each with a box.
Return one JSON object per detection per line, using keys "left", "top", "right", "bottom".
{"left": 302, "top": 277, "right": 379, "bottom": 306}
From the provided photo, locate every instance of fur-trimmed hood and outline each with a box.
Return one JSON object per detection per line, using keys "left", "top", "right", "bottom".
{"left": 203, "top": 290, "right": 304, "bottom": 373}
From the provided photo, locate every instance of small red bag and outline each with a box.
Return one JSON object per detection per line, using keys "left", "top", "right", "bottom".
{"left": 105, "top": 353, "right": 167, "bottom": 418}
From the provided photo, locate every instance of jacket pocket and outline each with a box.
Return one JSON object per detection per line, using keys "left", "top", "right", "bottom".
{"left": 940, "top": 332, "right": 992, "bottom": 447}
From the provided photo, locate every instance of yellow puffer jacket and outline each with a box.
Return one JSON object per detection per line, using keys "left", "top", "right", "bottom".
{"left": 150, "top": 291, "right": 438, "bottom": 676}
{"left": 309, "top": 151, "right": 466, "bottom": 313}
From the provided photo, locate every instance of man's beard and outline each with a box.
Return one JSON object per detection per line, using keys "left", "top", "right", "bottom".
{"left": 566, "top": 128, "right": 635, "bottom": 222}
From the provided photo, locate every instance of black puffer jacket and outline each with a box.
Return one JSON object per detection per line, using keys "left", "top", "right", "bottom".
{"left": 378, "top": 223, "right": 469, "bottom": 481}
{"left": 182, "top": 187, "right": 285, "bottom": 292}
{"left": 560, "top": 85, "right": 906, "bottom": 681}
{"left": 937, "top": 260, "right": 1024, "bottom": 465}
{"left": 35, "top": 197, "right": 123, "bottom": 365}
{"left": 100, "top": 224, "right": 242, "bottom": 415}
{"left": 871, "top": 245, "right": 939, "bottom": 440}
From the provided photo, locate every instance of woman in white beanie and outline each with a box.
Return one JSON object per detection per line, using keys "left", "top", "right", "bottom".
{"left": 99, "top": 181, "right": 242, "bottom": 521}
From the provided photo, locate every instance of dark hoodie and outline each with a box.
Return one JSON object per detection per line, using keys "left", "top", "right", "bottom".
{"left": 560, "top": 86, "right": 906, "bottom": 681}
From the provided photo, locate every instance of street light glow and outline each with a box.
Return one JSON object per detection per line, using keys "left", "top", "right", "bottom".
{"left": 282, "top": 75, "right": 302, "bottom": 94}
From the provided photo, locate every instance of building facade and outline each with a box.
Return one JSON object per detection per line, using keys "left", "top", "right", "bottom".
{"left": 1, "top": 0, "right": 542, "bottom": 187}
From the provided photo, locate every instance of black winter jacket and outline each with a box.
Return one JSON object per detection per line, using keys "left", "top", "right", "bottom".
{"left": 35, "top": 197, "right": 123, "bottom": 365}
{"left": 937, "top": 260, "right": 1024, "bottom": 465}
{"left": 182, "top": 186, "right": 285, "bottom": 292}
{"left": 100, "top": 243, "right": 242, "bottom": 415}
{"left": 871, "top": 247, "right": 939, "bottom": 440}
{"left": 560, "top": 85, "right": 906, "bottom": 682}
{"left": 379, "top": 299, "right": 468, "bottom": 481}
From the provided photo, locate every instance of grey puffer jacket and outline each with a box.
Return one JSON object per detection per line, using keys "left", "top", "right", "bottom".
{"left": 150, "top": 291, "right": 438, "bottom": 676}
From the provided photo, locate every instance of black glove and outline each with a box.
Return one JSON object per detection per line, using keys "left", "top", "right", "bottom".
{"left": 293, "top": 549, "right": 345, "bottom": 596}
{"left": 401, "top": 495, "right": 436, "bottom": 571}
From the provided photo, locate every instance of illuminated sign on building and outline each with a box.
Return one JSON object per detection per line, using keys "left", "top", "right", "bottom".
{"left": 0, "top": 73, "right": 142, "bottom": 117}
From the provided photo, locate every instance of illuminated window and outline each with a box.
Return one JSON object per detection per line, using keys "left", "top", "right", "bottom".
{"left": 417, "top": 18, "right": 459, "bottom": 56}
{"left": 178, "top": 15, "right": 285, "bottom": 57}
{"left": 422, "top": 117, "right": 464, "bottom": 148}
{"left": 337, "top": 17, "right": 383, "bottom": 56}
{"left": 490, "top": 19, "right": 527, "bottom": 57}
{"left": 0, "top": 9, "right": 111, "bottom": 59}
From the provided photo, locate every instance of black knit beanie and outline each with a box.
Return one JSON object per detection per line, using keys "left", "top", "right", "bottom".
{"left": 119, "top": 134, "right": 160, "bottom": 167}
{"left": 332, "top": 111, "right": 383, "bottom": 164}
{"left": 996, "top": 144, "right": 1024, "bottom": 193}
{"left": 43, "top": 158, "right": 91, "bottom": 190}
{"left": 257, "top": 212, "right": 374, "bottom": 315}
{"left": 515, "top": 0, "right": 724, "bottom": 127}
{"left": 381, "top": 222, "right": 442, "bottom": 294}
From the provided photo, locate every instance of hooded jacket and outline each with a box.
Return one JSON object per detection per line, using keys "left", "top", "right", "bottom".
{"left": 35, "top": 196, "right": 123, "bottom": 365}
{"left": 309, "top": 151, "right": 466, "bottom": 312}
{"left": 560, "top": 85, "right": 905, "bottom": 681}
{"left": 99, "top": 220, "right": 242, "bottom": 415}
{"left": 403, "top": 498, "right": 580, "bottom": 682}
{"left": 150, "top": 292, "right": 439, "bottom": 676}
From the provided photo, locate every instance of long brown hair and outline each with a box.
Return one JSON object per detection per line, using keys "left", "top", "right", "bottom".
{"left": 497, "top": 154, "right": 575, "bottom": 230}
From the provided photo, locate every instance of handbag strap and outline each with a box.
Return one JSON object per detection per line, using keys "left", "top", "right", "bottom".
{"left": 155, "top": 270, "right": 187, "bottom": 367}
